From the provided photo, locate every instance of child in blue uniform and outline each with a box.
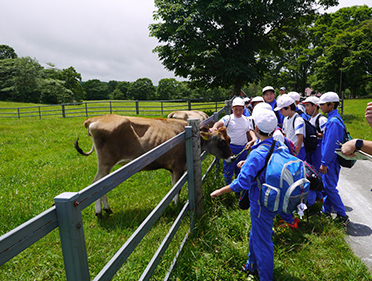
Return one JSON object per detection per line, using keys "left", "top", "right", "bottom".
{"left": 318, "top": 92, "right": 349, "bottom": 225}
{"left": 211, "top": 109, "right": 281, "bottom": 281}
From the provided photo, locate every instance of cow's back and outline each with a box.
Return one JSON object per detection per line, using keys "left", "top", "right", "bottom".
{"left": 85, "top": 115, "right": 187, "bottom": 171}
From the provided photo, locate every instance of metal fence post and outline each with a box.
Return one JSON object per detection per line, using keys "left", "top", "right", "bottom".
{"left": 54, "top": 192, "right": 90, "bottom": 281}
{"left": 188, "top": 99, "right": 191, "bottom": 110}
{"left": 187, "top": 119, "right": 203, "bottom": 221}
{"left": 136, "top": 100, "right": 139, "bottom": 115}
{"left": 224, "top": 100, "right": 232, "bottom": 115}
{"left": 85, "top": 102, "right": 88, "bottom": 117}
{"left": 62, "top": 105, "right": 66, "bottom": 118}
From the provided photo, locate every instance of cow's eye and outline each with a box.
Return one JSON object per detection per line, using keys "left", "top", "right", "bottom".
{"left": 218, "top": 139, "right": 227, "bottom": 147}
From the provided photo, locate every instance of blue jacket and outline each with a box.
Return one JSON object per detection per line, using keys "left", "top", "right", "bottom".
{"left": 321, "top": 109, "right": 345, "bottom": 167}
{"left": 268, "top": 100, "right": 284, "bottom": 126}
{"left": 230, "top": 138, "right": 276, "bottom": 204}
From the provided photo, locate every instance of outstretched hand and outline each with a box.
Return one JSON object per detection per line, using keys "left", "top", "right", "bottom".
{"left": 366, "top": 102, "right": 372, "bottom": 129}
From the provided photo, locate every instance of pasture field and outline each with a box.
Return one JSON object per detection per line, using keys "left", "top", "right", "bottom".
{"left": 0, "top": 99, "right": 372, "bottom": 280}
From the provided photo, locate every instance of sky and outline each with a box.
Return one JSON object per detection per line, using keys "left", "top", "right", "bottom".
{"left": 0, "top": 0, "right": 370, "bottom": 84}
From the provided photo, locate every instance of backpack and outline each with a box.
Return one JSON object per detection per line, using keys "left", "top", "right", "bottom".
{"left": 293, "top": 115, "right": 318, "bottom": 152}
{"left": 304, "top": 161, "right": 323, "bottom": 191}
{"left": 257, "top": 140, "right": 310, "bottom": 214}
{"left": 274, "top": 127, "right": 296, "bottom": 155}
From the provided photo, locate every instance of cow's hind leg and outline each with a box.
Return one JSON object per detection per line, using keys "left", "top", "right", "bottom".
{"left": 93, "top": 165, "right": 113, "bottom": 218}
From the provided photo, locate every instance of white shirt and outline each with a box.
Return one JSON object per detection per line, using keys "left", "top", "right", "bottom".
{"left": 309, "top": 113, "right": 328, "bottom": 136}
{"left": 283, "top": 112, "right": 305, "bottom": 147}
{"left": 221, "top": 114, "right": 252, "bottom": 146}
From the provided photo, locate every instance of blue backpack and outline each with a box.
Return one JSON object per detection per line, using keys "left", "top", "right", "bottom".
{"left": 257, "top": 140, "right": 310, "bottom": 214}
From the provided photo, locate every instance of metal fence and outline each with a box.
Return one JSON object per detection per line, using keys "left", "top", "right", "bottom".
{"left": 0, "top": 107, "right": 227, "bottom": 280}
{"left": 0, "top": 98, "right": 226, "bottom": 119}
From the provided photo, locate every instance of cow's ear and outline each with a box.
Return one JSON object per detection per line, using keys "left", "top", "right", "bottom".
{"left": 218, "top": 127, "right": 228, "bottom": 137}
{"left": 200, "top": 131, "right": 211, "bottom": 141}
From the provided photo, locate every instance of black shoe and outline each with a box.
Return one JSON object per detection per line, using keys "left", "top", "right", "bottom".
{"left": 241, "top": 265, "right": 258, "bottom": 276}
{"left": 334, "top": 215, "right": 350, "bottom": 226}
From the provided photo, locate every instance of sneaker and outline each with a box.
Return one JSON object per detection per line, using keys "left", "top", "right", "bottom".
{"left": 334, "top": 215, "right": 350, "bottom": 226}
{"left": 241, "top": 265, "right": 258, "bottom": 276}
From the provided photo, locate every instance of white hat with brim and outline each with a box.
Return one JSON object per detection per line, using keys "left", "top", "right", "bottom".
{"left": 302, "top": 96, "right": 319, "bottom": 105}
{"left": 317, "top": 92, "right": 340, "bottom": 105}
{"left": 243, "top": 97, "right": 251, "bottom": 103}
{"left": 253, "top": 110, "right": 278, "bottom": 134}
{"left": 250, "top": 96, "right": 264, "bottom": 104}
{"left": 252, "top": 102, "right": 273, "bottom": 116}
{"left": 232, "top": 97, "right": 244, "bottom": 107}
{"left": 274, "top": 95, "right": 294, "bottom": 111}
{"left": 262, "top": 86, "right": 275, "bottom": 94}
{"left": 287, "top": 91, "right": 301, "bottom": 101}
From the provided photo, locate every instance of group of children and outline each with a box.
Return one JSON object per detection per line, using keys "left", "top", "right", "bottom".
{"left": 210, "top": 87, "right": 351, "bottom": 280}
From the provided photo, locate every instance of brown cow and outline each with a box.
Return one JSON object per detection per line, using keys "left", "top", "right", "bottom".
{"left": 75, "top": 114, "right": 234, "bottom": 218}
{"left": 167, "top": 110, "right": 209, "bottom": 121}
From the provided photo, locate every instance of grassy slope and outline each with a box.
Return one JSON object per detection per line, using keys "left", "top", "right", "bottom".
{"left": 0, "top": 99, "right": 371, "bottom": 280}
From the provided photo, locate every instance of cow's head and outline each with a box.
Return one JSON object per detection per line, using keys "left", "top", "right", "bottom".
{"left": 200, "top": 127, "right": 234, "bottom": 163}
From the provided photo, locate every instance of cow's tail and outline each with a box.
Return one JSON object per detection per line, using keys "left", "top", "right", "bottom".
{"left": 74, "top": 136, "right": 94, "bottom": 156}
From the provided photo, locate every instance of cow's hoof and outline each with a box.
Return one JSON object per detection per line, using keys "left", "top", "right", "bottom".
{"left": 104, "top": 208, "right": 113, "bottom": 214}
{"left": 95, "top": 213, "right": 104, "bottom": 219}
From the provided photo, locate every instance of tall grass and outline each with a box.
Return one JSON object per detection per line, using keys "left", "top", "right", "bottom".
{"left": 0, "top": 99, "right": 371, "bottom": 280}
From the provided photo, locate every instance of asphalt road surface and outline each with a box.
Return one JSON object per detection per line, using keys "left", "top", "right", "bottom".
{"left": 338, "top": 159, "right": 372, "bottom": 271}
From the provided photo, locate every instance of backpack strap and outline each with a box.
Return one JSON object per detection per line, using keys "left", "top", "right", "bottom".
{"left": 225, "top": 114, "right": 232, "bottom": 128}
{"left": 314, "top": 114, "right": 321, "bottom": 133}
{"left": 255, "top": 140, "right": 276, "bottom": 218}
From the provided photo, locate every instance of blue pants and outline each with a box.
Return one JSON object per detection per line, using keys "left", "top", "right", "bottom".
{"left": 306, "top": 139, "right": 322, "bottom": 169}
{"left": 297, "top": 146, "right": 306, "bottom": 161}
{"left": 246, "top": 204, "right": 277, "bottom": 281}
{"left": 223, "top": 144, "right": 247, "bottom": 184}
{"left": 322, "top": 160, "right": 346, "bottom": 217}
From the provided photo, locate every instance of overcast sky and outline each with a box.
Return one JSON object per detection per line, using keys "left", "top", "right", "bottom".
{"left": 0, "top": 0, "right": 370, "bottom": 84}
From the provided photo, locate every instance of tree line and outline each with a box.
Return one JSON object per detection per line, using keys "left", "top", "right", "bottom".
{"left": 1, "top": 4, "right": 371, "bottom": 104}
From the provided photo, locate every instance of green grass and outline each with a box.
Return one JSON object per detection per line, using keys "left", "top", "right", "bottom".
{"left": 0, "top": 99, "right": 372, "bottom": 280}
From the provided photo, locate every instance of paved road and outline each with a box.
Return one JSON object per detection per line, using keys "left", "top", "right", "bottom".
{"left": 338, "top": 160, "right": 372, "bottom": 271}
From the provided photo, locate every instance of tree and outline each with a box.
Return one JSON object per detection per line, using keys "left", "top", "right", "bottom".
{"left": 150, "top": 0, "right": 338, "bottom": 95}
{"left": 107, "top": 80, "right": 119, "bottom": 98}
{"left": 39, "top": 78, "right": 74, "bottom": 104}
{"left": 0, "top": 57, "right": 43, "bottom": 102}
{"left": 58, "top": 67, "right": 85, "bottom": 101}
{"left": 114, "top": 81, "right": 131, "bottom": 100}
{"left": 82, "top": 79, "right": 109, "bottom": 100}
{"left": 0, "top": 45, "right": 17, "bottom": 60}
{"left": 156, "top": 78, "right": 178, "bottom": 100}
{"left": 127, "top": 78, "right": 155, "bottom": 100}
{"left": 310, "top": 6, "right": 372, "bottom": 96}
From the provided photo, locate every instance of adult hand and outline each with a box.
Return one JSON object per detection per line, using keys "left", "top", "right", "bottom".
{"left": 320, "top": 165, "right": 328, "bottom": 175}
{"left": 366, "top": 102, "right": 372, "bottom": 129}
{"left": 341, "top": 139, "right": 356, "bottom": 157}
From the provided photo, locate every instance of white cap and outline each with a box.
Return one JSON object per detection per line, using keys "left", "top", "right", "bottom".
{"left": 262, "top": 86, "right": 275, "bottom": 94}
{"left": 302, "top": 96, "right": 319, "bottom": 105}
{"left": 317, "top": 92, "right": 340, "bottom": 105}
{"left": 280, "top": 87, "right": 286, "bottom": 91}
{"left": 243, "top": 97, "right": 251, "bottom": 103}
{"left": 250, "top": 96, "right": 264, "bottom": 104}
{"left": 232, "top": 97, "right": 244, "bottom": 107}
{"left": 274, "top": 94, "right": 294, "bottom": 111}
{"left": 252, "top": 102, "right": 272, "bottom": 115}
{"left": 253, "top": 110, "right": 278, "bottom": 133}
{"left": 287, "top": 91, "right": 301, "bottom": 101}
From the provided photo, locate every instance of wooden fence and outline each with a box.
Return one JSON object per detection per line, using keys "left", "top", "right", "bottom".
{"left": 0, "top": 106, "right": 229, "bottom": 280}
{"left": 0, "top": 98, "right": 226, "bottom": 119}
